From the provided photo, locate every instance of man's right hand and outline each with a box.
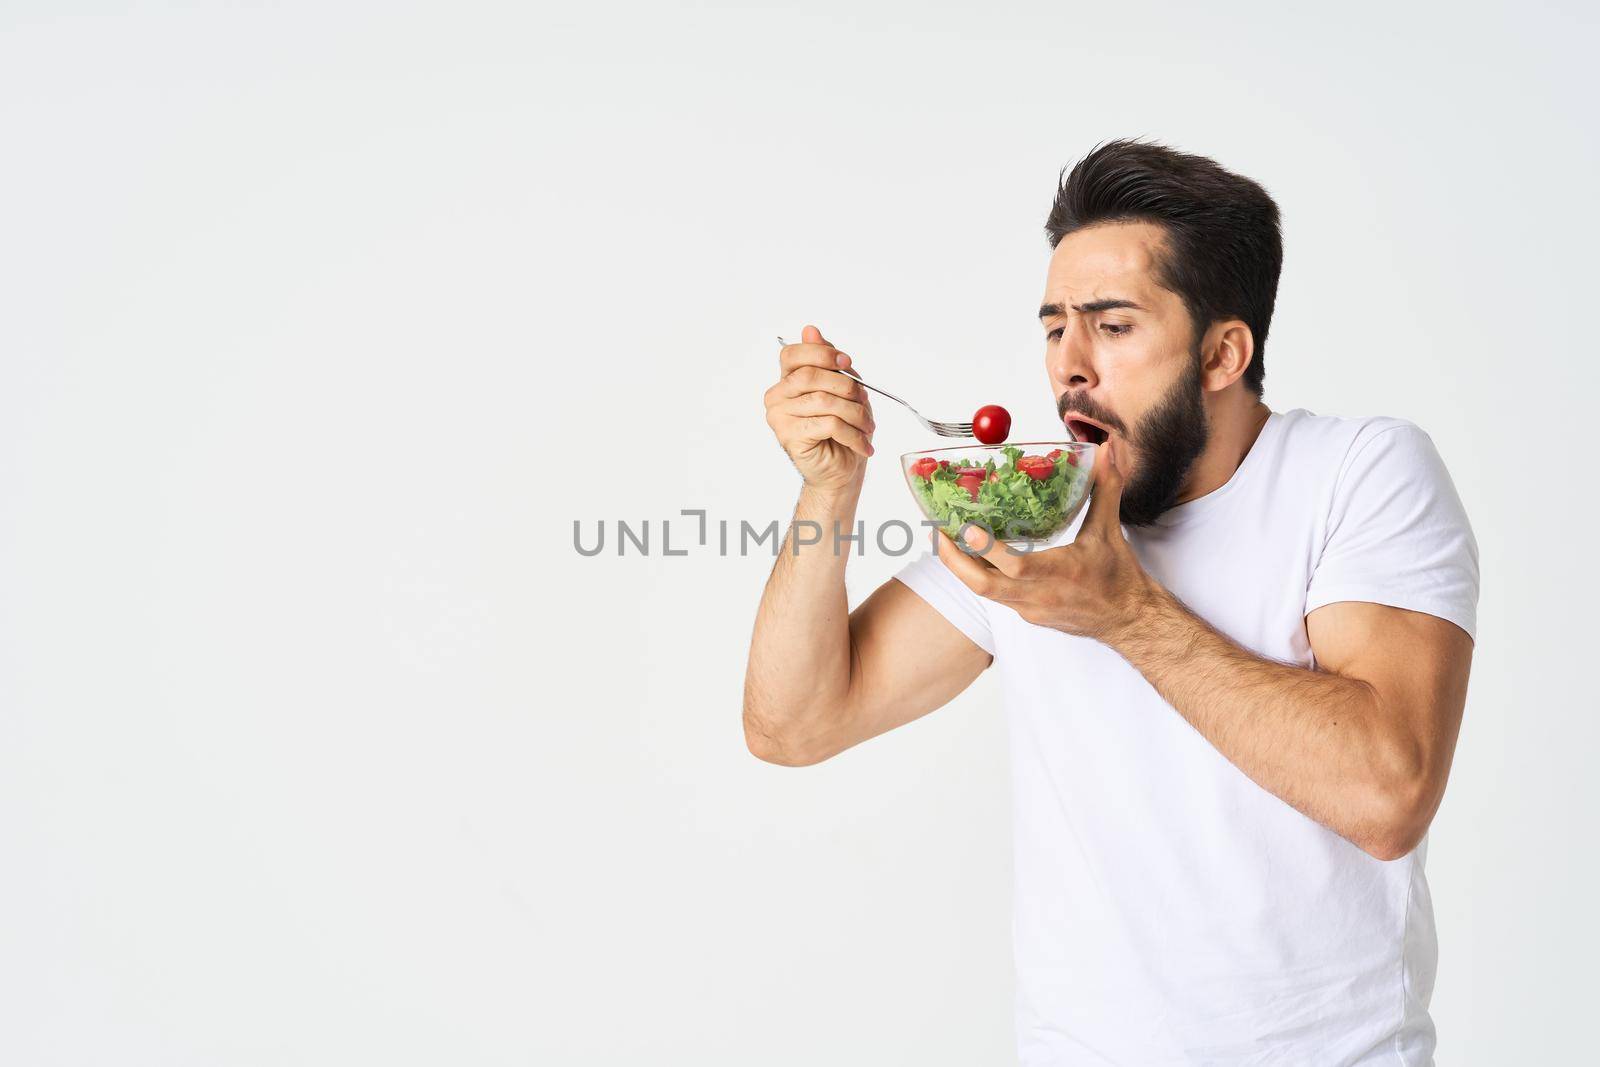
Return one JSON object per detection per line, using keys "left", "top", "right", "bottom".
{"left": 765, "top": 325, "right": 876, "bottom": 492}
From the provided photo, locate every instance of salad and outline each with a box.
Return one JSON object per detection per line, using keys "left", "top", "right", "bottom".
{"left": 908, "top": 445, "right": 1087, "bottom": 542}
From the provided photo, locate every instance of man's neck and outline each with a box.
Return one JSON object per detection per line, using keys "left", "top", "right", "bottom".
{"left": 1175, "top": 395, "right": 1273, "bottom": 505}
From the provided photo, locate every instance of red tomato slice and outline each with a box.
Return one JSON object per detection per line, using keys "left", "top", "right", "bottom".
{"left": 1050, "top": 448, "right": 1080, "bottom": 467}
{"left": 909, "top": 457, "right": 939, "bottom": 480}
{"left": 1016, "top": 455, "right": 1055, "bottom": 481}
{"left": 1045, "top": 448, "right": 1080, "bottom": 466}
{"left": 955, "top": 470, "right": 985, "bottom": 501}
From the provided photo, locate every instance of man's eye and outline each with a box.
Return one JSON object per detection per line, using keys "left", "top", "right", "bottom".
{"left": 1101, "top": 323, "right": 1132, "bottom": 337}
{"left": 1046, "top": 327, "right": 1063, "bottom": 341}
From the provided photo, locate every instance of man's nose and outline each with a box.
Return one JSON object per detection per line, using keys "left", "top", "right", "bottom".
{"left": 1049, "top": 321, "right": 1098, "bottom": 390}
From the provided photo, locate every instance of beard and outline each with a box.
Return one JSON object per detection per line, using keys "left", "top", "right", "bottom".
{"left": 1056, "top": 351, "right": 1210, "bottom": 527}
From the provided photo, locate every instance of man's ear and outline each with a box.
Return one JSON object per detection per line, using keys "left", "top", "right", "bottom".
{"left": 1200, "top": 319, "right": 1255, "bottom": 393}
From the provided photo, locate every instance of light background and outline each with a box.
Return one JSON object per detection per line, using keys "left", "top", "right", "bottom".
{"left": 2, "top": 1, "right": 1596, "bottom": 1063}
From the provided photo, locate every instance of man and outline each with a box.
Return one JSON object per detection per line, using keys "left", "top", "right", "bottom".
{"left": 744, "top": 140, "right": 1478, "bottom": 1065}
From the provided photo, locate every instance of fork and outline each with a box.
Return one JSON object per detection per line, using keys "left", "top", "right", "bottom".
{"left": 775, "top": 337, "right": 974, "bottom": 439}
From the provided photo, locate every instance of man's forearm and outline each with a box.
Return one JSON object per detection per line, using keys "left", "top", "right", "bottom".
{"left": 742, "top": 483, "right": 861, "bottom": 761}
{"left": 1105, "top": 587, "right": 1423, "bottom": 858}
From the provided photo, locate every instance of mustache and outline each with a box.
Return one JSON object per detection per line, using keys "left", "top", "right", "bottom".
{"left": 1055, "top": 391, "right": 1127, "bottom": 434}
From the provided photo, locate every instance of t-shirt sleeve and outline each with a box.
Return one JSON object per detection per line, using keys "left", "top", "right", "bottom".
{"left": 893, "top": 550, "right": 997, "bottom": 656}
{"left": 1305, "top": 421, "right": 1480, "bottom": 639}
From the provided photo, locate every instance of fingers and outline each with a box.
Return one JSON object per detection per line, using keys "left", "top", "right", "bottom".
{"left": 779, "top": 342, "right": 849, "bottom": 374}
{"left": 1081, "top": 436, "right": 1126, "bottom": 536}
{"left": 780, "top": 324, "right": 852, "bottom": 375}
{"left": 766, "top": 387, "right": 874, "bottom": 453}
{"left": 782, "top": 391, "right": 874, "bottom": 433}
{"left": 767, "top": 364, "right": 863, "bottom": 404}
{"left": 792, "top": 413, "right": 874, "bottom": 458}
{"left": 935, "top": 530, "right": 1022, "bottom": 601}
{"left": 957, "top": 523, "right": 1033, "bottom": 579}
{"left": 802, "top": 325, "right": 853, "bottom": 370}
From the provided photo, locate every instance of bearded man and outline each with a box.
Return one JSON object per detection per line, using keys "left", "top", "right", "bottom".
{"left": 744, "top": 140, "right": 1478, "bottom": 1066}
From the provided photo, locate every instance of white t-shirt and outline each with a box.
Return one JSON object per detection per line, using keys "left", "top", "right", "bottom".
{"left": 894, "top": 409, "right": 1478, "bottom": 1066}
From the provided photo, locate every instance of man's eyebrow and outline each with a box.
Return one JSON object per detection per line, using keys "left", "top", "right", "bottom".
{"left": 1037, "top": 298, "right": 1147, "bottom": 319}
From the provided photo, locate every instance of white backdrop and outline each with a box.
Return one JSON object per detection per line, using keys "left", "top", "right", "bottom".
{"left": 2, "top": 2, "right": 1596, "bottom": 1063}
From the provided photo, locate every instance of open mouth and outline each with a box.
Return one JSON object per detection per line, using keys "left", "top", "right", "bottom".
{"left": 1063, "top": 415, "right": 1112, "bottom": 445}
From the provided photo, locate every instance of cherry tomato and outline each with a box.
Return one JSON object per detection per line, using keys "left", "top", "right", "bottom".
{"left": 909, "top": 457, "right": 940, "bottom": 480}
{"left": 1047, "top": 448, "right": 1079, "bottom": 467}
{"left": 972, "top": 405, "right": 1011, "bottom": 445}
{"left": 955, "top": 469, "right": 985, "bottom": 501}
{"left": 1016, "top": 455, "right": 1055, "bottom": 481}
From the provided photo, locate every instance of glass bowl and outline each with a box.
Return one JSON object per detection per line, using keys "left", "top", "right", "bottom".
{"left": 900, "top": 441, "right": 1097, "bottom": 546}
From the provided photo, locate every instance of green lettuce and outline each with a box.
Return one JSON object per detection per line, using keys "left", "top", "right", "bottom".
{"left": 910, "top": 449, "right": 1088, "bottom": 542}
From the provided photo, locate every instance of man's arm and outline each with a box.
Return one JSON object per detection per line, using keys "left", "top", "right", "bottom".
{"left": 938, "top": 440, "right": 1473, "bottom": 860}
{"left": 744, "top": 327, "right": 990, "bottom": 766}
{"left": 1104, "top": 592, "right": 1471, "bottom": 860}
{"left": 744, "top": 490, "right": 991, "bottom": 766}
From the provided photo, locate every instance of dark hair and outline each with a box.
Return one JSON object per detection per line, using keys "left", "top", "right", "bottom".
{"left": 1045, "top": 140, "right": 1282, "bottom": 398}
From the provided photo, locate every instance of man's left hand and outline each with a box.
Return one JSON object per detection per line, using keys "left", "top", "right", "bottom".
{"left": 935, "top": 439, "right": 1160, "bottom": 644}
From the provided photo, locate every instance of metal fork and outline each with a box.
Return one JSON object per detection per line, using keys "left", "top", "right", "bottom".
{"left": 775, "top": 337, "right": 974, "bottom": 439}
